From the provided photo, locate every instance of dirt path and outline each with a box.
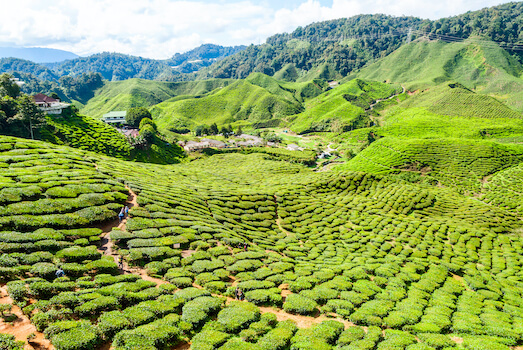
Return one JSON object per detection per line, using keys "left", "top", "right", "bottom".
{"left": 257, "top": 305, "right": 355, "bottom": 329}
{"left": 0, "top": 287, "right": 53, "bottom": 350}
{"left": 97, "top": 185, "right": 168, "bottom": 286}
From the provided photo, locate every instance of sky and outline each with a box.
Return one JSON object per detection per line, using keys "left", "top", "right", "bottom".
{"left": 0, "top": 0, "right": 511, "bottom": 59}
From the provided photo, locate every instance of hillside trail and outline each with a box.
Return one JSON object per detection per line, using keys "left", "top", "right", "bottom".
{"left": 367, "top": 85, "right": 406, "bottom": 111}
{"left": 0, "top": 286, "right": 53, "bottom": 350}
{"left": 97, "top": 185, "right": 166, "bottom": 286}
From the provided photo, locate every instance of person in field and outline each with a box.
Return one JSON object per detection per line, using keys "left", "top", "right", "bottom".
{"left": 55, "top": 267, "right": 65, "bottom": 278}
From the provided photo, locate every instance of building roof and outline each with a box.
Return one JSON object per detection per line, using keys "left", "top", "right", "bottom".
{"left": 33, "top": 93, "right": 58, "bottom": 104}
{"left": 103, "top": 111, "right": 127, "bottom": 119}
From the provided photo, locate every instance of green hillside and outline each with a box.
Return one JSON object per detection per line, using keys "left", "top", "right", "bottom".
{"left": 2, "top": 134, "right": 523, "bottom": 349}
{"left": 397, "top": 83, "right": 523, "bottom": 119}
{"left": 80, "top": 78, "right": 234, "bottom": 119}
{"left": 41, "top": 114, "right": 131, "bottom": 158}
{"left": 151, "top": 76, "right": 304, "bottom": 131}
{"left": 40, "top": 113, "right": 184, "bottom": 164}
{"left": 289, "top": 79, "right": 402, "bottom": 134}
{"left": 356, "top": 39, "right": 523, "bottom": 112}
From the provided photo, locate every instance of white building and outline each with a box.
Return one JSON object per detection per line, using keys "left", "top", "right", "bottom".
{"left": 32, "top": 93, "right": 70, "bottom": 115}
{"left": 102, "top": 111, "right": 127, "bottom": 125}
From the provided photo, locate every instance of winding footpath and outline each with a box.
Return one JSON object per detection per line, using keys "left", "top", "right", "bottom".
{"left": 97, "top": 186, "right": 167, "bottom": 286}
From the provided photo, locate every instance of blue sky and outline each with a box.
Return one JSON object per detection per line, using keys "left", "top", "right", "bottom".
{"left": 0, "top": 0, "right": 512, "bottom": 59}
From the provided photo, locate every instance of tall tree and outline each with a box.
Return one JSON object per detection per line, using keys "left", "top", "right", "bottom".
{"left": 0, "top": 73, "right": 20, "bottom": 99}
{"left": 13, "top": 95, "right": 45, "bottom": 139}
{"left": 126, "top": 107, "right": 152, "bottom": 128}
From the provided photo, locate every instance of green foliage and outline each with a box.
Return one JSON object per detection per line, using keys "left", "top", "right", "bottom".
{"left": 0, "top": 333, "right": 24, "bottom": 350}
{"left": 126, "top": 107, "right": 152, "bottom": 128}
{"left": 217, "top": 301, "right": 261, "bottom": 333}
{"left": 282, "top": 294, "right": 318, "bottom": 315}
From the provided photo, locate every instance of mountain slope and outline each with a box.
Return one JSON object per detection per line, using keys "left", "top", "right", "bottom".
{"left": 165, "top": 44, "right": 246, "bottom": 73}
{"left": 0, "top": 57, "right": 59, "bottom": 81}
{"left": 290, "top": 79, "right": 402, "bottom": 134}
{"left": 197, "top": 2, "right": 523, "bottom": 81}
{"left": 356, "top": 39, "right": 523, "bottom": 111}
{"left": 151, "top": 78, "right": 304, "bottom": 131}
{"left": 80, "top": 78, "right": 234, "bottom": 119}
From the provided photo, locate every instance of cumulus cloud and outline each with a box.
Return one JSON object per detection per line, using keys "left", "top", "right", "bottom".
{"left": 0, "top": 0, "right": 509, "bottom": 59}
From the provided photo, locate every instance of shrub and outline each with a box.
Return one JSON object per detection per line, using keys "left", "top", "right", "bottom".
{"left": 337, "top": 326, "right": 366, "bottom": 346}
{"left": 181, "top": 296, "right": 223, "bottom": 329}
{"left": 30, "top": 262, "right": 58, "bottom": 280}
{"left": 0, "top": 334, "right": 24, "bottom": 350}
{"left": 29, "top": 282, "right": 58, "bottom": 299}
{"left": 237, "top": 280, "right": 276, "bottom": 292}
{"left": 56, "top": 246, "right": 101, "bottom": 263}
{"left": 283, "top": 294, "right": 318, "bottom": 315}
{"left": 75, "top": 296, "right": 119, "bottom": 317}
{"left": 217, "top": 301, "right": 261, "bottom": 333}
{"left": 169, "top": 277, "right": 193, "bottom": 288}
{"left": 417, "top": 333, "right": 455, "bottom": 349}
{"left": 191, "top": 330, "right": 231, "bottom": 350}
{"left": 118, "top": 306, "right": 154, "bottom": 328}
{"left": 85, "top": 259, "right": 119, "bottom": 275}
{"left": 174, "top": 287, "right": 211, "bottom": 302}
{"left": 7, "top": 281, "right": 28, "bottom": 302}
{"left": 31, "top": 308, "right": 73, "bottom": 332}
{"left": 43, "top": 319, "right": 91, "bottom": 338}
{"left": 112, "top": 313, "right": 181, "bottom": 349}
{"left": 257, "top": 320, "right": 297, "bottom": 350}
{"left": 205, "top": 281, "right": 229, "bottom": 294}
{"left": 97, "top": 311, "right": 132, "bottom": 339}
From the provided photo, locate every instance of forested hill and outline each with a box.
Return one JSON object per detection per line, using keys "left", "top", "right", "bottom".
{"left": 165, "top": 44, "right": 246, "bottom": 73}
{"left": 0, "top": 44, "right": 245, "bottom": 83}
{"left": 1, "top": 2, "right": 522, "bottom": 85}
{"left": 198, "top": 1, "right": 523, "bottom": 80}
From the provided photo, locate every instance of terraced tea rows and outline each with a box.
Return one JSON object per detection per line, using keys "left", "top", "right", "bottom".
{"left": 1, "top": 136, "right": 523, "bottom": 350}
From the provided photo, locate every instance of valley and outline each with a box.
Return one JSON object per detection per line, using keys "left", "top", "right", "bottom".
{"left": 1, "top": 2, "right": 523, "bottom": 350}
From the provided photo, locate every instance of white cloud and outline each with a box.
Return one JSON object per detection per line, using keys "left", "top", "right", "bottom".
{"left": 0, "top": 0, "right": 510, "bottom": 59}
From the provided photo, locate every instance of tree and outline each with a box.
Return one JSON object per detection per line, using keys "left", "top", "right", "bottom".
{"left": 14, "top": 95, "right": 45, "bottom": 139}
{"left": 139, "top": 123, "right": 156, "bottom": 143}
{"left": 195, "top": 125, "right": 205, "bottom": 136}
{"left": 235, "top": 125, "right": 243, "bottom": 136}
{"left": 126, "top": 107, "right": 151, "bottom": 127}
{"left": 139, "top": 117, "right": 156, "bottom": 130}
{"left": 210, "top": 123, "right": 219, "bottom": 135}
{"left": 0, "top": 73, "right": 20, "bottom": 99}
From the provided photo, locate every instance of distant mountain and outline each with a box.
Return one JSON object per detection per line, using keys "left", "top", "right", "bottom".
{"left": 165, "top": 44, "right": 246, "bottom": 73}
{"left": 0, "top": 57, "right": 59, "bottom": 81}
{"left": 0, "top": 46, "right": 78, "bottom": 63}
{"left": 196, "top": 2, "right": 523, "bottom": 81}
{"left": 53, "top": 52, "right": 178, "bottom": 81}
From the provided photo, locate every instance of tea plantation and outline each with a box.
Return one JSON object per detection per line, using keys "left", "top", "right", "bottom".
{"left": 3, "top": 71, "right": 523, "bottom": 349}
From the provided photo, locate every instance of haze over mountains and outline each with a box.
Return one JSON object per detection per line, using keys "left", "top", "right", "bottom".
{"left": 0, "top": 46, "right": 79, "bottom": 63}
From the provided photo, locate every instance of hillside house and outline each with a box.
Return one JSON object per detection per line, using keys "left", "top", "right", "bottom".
{"left": 32, "top": 93, "right": 70, "bottom": 115}
{"left": 102, "top": 111, "right": 127, "bottom": 125}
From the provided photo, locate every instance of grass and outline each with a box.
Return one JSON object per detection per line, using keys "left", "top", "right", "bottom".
{"left": 356, "top": 38, "right": 523, "bottom": 112}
